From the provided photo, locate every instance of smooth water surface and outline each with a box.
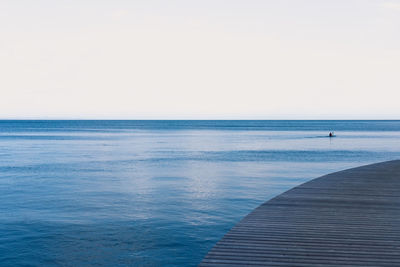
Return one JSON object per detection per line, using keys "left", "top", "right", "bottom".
{"left": 1, "top": 120, "right": 400, "bottom": 266}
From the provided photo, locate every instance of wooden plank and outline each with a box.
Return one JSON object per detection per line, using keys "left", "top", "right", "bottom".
{"left": 200, "top": 160, "right": 400, "bottom": 266}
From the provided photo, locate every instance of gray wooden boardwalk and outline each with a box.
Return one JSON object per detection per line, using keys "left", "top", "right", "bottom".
{"left": 200, "top": 160, "right": 400, "bottom": 266}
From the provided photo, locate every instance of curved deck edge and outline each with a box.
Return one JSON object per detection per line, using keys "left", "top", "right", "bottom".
{"left": 200, "top": 160, "right": 400, "bottom": 266}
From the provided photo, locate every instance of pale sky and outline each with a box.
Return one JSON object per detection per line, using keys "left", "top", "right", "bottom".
{"left": 1, "top": 0, "right": 399, "bottom": 119}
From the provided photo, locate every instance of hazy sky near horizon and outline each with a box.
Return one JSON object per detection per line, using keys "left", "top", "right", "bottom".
{"left": 1, "top": 0, "right": 400, "bottom": 119}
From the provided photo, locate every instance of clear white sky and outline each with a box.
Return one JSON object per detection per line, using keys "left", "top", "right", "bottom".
{"left": 1, "top": 0, "right": 399, "bottom": 119}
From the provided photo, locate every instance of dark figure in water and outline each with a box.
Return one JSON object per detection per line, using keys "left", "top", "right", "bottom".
{"left": 329, "top": 132, "right": 333, "bottom": 137}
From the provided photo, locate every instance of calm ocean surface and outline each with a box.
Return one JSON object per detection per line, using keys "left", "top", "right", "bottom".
{"left": 1, "top": 120, "right": 400, "bottom": 266}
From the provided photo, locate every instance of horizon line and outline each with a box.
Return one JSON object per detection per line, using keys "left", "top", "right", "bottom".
{"left": 1, "top": 118, "right": 400, "bottom": 121}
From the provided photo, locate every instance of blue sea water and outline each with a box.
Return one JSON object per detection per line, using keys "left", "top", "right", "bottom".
{"left": 1, "top": 120, "right": 400, "bottom": 266}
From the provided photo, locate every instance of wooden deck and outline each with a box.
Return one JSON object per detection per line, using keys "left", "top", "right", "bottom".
{"left": 200, "top": 160, "right": 400, "bottom": 266}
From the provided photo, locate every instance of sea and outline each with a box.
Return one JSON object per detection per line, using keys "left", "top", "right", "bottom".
{"left": 1, "top": 120, "right": 400, "bottom": 266}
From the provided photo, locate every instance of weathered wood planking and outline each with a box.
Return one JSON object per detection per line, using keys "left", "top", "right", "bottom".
{"left": 200, "top": 160, "right": 400, "bottom": 266}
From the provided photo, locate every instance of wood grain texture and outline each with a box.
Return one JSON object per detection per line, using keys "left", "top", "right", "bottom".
{"left": 200, "top": 160, "right": 400, "bottom": 266}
